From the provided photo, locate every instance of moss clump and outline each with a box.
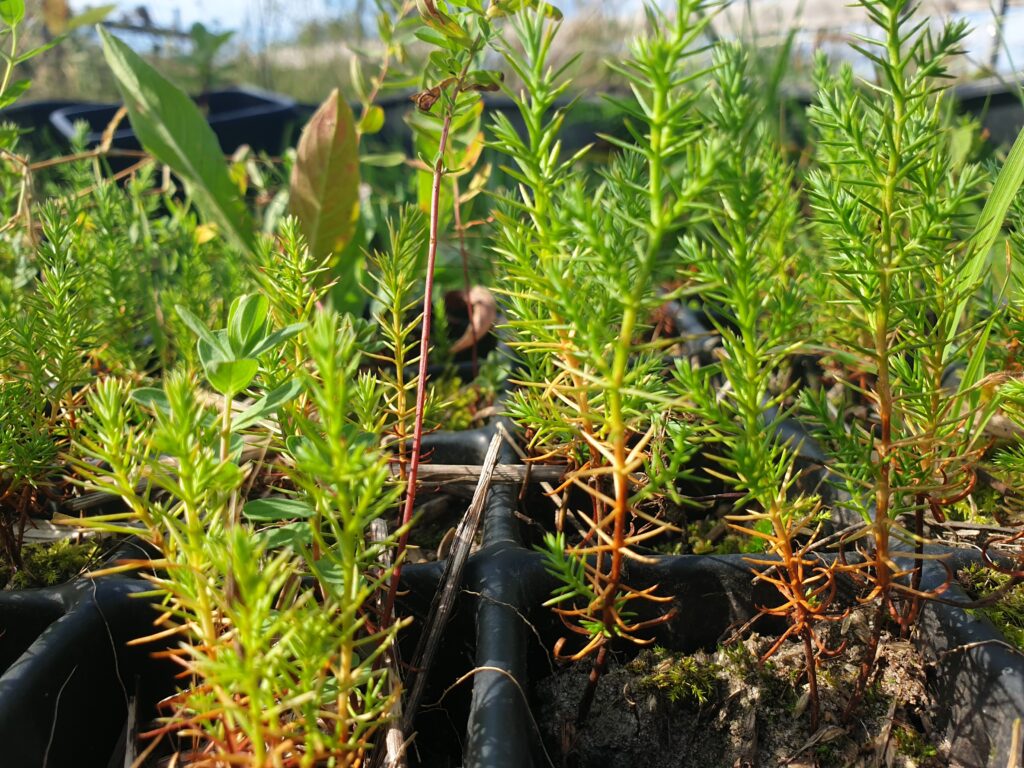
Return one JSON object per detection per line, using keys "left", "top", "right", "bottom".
{"left": 0, "top": 540, "right": 100, "bottom": 590}
{"left": 958, "top": 564, "right": 1024, "bottom": 648}
{"left": 627, "top": 647, "right": 719, "bottom": 706}
{"left": 894, "top": 724, "right": 938, "bottom": 760}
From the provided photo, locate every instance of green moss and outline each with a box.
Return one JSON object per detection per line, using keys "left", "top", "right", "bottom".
{"left": 894, "top": 724, "right": 938, "bottom": 760}
{"left": 0, "top": 540, "right": 100, "bottom": 590}
{"left": 627, "top": 647, "right": 719, "bottom": 706}
{"left": 959, "top": 564, "right": 1024, "bottom": 648}
{"left": 813, "top": 743, "right": 840, "bottom": 763}
{"left": 718, "top": 639, "right": 796, "bottom": 705}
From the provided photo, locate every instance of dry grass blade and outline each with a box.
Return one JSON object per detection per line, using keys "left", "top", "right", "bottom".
{"left": 401, "top": 432, "right": 502, "bottom": 731}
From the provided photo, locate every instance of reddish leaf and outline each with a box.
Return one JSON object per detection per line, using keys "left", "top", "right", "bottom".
{"left": 289, "top": 89, "right": 360, "bottom": 261}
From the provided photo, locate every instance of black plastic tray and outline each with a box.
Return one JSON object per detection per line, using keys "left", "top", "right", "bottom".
{"left": 4, "top": 422, "right": 1022, "bottom": 767}
{"left": 49, "top": 87, "right": 298, "bottom": 156}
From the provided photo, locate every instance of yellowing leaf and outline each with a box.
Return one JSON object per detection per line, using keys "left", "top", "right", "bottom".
{"left": 288, "top": 89, "right": 360, "bottom": 261}
{"left": 229, "top": 161, "right": 249, "bottom": 195}
{"left": 194, "top": 223, "right": 218, "bottom": 245}
{"left": 358, "top": 104, "right": 385, "bottom": 135}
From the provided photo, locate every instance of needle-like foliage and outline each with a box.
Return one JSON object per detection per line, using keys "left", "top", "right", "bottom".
{"left": 804, "top": 0, "right": 1000, "bottom": 714}
{"left": 671, "top": 42, "right": 846, "bottom": 729}
{"left": 74, "top": 306, "right": 404, "bottom": 767}
{"left": 492, "top": 0, "right": 718, "bottom": 721}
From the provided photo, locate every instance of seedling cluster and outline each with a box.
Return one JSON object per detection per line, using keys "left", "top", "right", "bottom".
{"left": 1, "top": 0, "right": 1023, "bottom": 765}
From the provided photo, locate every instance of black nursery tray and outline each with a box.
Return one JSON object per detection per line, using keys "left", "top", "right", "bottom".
{"left": 0, "top": 428, "right": 504, "bottom": 768}
{"left": 4, "top": 422, "right": 1021, "bottom": 767}
{"left": 456, "top": 544, "right": 1024, "bottom": 768}
{"left": 0, "top": 539, "right": 173, "bottom": 767}
{"left": 49, "top": 87, "right": 298, "bottom": 156}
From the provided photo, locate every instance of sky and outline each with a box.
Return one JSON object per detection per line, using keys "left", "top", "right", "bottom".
{"left": 69, "top": 0, "right": 1024, "bottom": 73}
{"left": 73, "top": 0, "right": 332, "bottom": 41}
{"left": 74, "top": 1, "right": 647, "bottom": 40}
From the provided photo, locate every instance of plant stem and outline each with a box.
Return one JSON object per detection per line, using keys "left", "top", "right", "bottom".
{"left": 848, "top": 5, "right": 905, "bottom": 714}
{"left": 381, "top": 58, "right": 474, "bottom": 626}
{"left": 0, "top": 23, "right": 17, "bottom": 104}
{"left": 220, "top": 393, "right": 241, "bottom": 611}
{"left": 585, "top": 32, "right": 672, "bottom": 713}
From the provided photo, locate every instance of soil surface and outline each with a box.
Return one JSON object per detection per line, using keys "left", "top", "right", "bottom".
{"left": 535, "top": 610, "right": 955, "bottom": 768}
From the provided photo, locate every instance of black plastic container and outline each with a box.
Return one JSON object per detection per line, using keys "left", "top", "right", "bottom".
{"left": 4, "top": 419, "right": 1021, "bottom": 767}
{"left": 0, "top": 99, "right": 93, "bottom": 155}
{"left": 0, "top": 429, "right": 500, "bottom": 768}
{"left": 954, "top": 77, "right": 1024, "bottom": 148}
{"left": 0, "top": 539, "right": 173, "bottom": 767}
{"left": 458, "top": 543, "right": 1024, "bottom": 768}
{"left": 49, "top": 87, "right": 299, "bottom": 156}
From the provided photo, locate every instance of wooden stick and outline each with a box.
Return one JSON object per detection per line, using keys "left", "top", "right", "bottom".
{"left": 400, "top": 462, "right": 564, "bottom": 485}
{"left": 66, "top": 462, "right": 566, "bottom": 514}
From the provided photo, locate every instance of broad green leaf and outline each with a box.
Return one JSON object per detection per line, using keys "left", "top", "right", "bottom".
{"left": 951, "top": 125, "right": 1024, "bottom": 355}
{"left": 243, "top": 497, "right": 314, "bottom": 522}
{"left": 254, "top": 522, "right": 312, "bottom": 549}
{"left": 234, "top": 379, "right": 303, "bottom": 431}
{"left": 228, "top": 294, "right": 270, "bottom": 356}
{"left": 414, "top": 27, "right": 451, "bottom": 50}
{"left": 98, "top": 27, "right": 255, "bottom": 253}
{"left": 248, "top": 322, "right": 306, "bottom": 358}
{"left": 14, "top": 38, "right": 63, "bottom": 65}
{"left": 66, "top": 4, "right": 115, "bottom": 32}
{"left": 206, "top": 357, "right": 258, "bottom": 396}
{"left": 361, "top": 152, "right": 405, "bottom": 167}
{"left": 0, "top": 0, "right": 25, "bottom": 25}
{"left": 289, "top": 89, "right": 360, "bottom": 265}
{"left": 487, "top": 0, "right": 562, "bottom": 20}
{"left": 131, "top": 387, "right": 170, "bottom": 412}
{"left": 0, "top": 78, "right": 30, "bottom": 110}
{"left": 176, "top": 304, "right": 227, "bottom": 355}
{"left": 198, "top": 336, "right": 230, "bottom": 371}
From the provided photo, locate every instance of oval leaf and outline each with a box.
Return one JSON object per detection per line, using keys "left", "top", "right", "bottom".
{"left": 243, "top": 497, "right": 314, "bottom": 522}
{"left": 254, "top": 522, "right": 312, "bottom": 550}
{"left": 0, "top": 0, "right": 25, "bottom": 25}
{"left": 358, "top": 104, "right": 385, "bottom": 135}
{"left": 234, "top": 379, "right": 303, "bottom": 431}
{"left": 205, "top": 357, "right": 258, "bottom": 397}
{"left": 98, "top": 27, "right": 255, "bottom": 254}
{"left": 289, "top": 88, "right": 360, "bottom": 262}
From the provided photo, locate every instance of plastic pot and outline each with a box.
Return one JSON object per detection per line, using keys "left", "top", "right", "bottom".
{"left": 0, "top": 539, "right": 174, "bottom": 767}
{"left": 0, "top": 99, "right": 94, "bottom": 155}
{"left": 449, "top": 413, "right": 1024, "bottom": 767}
{"left": 0, "top": 425, "right": 506, "bottom": 767}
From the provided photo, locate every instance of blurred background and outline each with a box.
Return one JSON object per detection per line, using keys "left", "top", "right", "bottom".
{"left": 15, "top": 0, "right": 1024, "bottom": 105}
